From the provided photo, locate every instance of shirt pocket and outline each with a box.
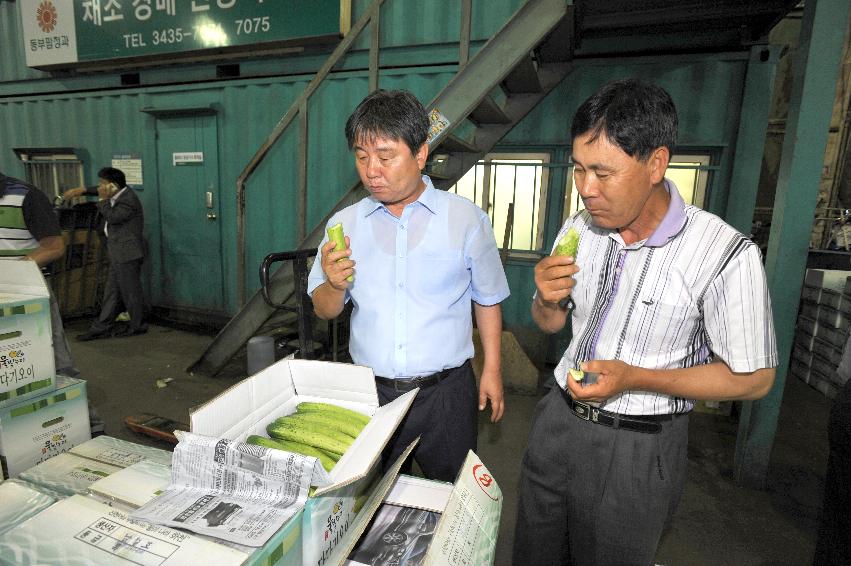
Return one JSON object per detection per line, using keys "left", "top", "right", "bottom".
{"left": 414, "top": 250, "right": 466, "bottom": 296}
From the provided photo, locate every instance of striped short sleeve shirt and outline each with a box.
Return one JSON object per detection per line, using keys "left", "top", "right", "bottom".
{"left": 553, "top": 179, "right": 778, "bottom": 416}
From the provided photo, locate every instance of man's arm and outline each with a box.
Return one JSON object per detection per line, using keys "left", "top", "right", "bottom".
{"left": 531, "top": 254, "right": 578, "bottom": 333}
{"left": 567, "top": 359, "right": 776, "bottom": 403}
{"left": 474, "top": 302, "right": 504, "bottom": 422}
{"left": 311, "top": 237, "right": 354, "bottom": 320}
{"left": 25, "top": 236, "right": 65, "bottom": 267}
{"left": 97, "top": 191, "right": 139, "bottom": 225}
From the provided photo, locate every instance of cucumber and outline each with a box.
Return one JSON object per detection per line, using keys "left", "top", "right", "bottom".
{"left": 327, "top": 223, "right": 354, "bottom": 282}
{"left": 296, "top": 401, "right": 370, "bottom": 428}
{"left": 246, "top": 434, "right": 337, "bottom": 472}
{"left": 266, "top": 420, "right": 353, "bottom": 455}
{"left": 553, "top": 227, "right": 580, "bottom": 258}
{"left": 278, "top": 411, "right": 365, "bottom": 439}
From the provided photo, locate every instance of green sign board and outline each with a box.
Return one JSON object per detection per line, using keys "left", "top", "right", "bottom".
{"left": 20, "top": 0, "right": 348, "bottom": 68}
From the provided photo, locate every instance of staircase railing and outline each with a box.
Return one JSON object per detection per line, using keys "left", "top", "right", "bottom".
{"left": 235, "top": 0, "right": 474, "bottom": 305}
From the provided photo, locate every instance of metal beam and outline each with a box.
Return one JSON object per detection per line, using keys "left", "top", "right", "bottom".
{"left": 735, "top": 0, "right": 851, "bottom": 488}
{"left": 724, "top": 44, "right": 781, "bottom": 234}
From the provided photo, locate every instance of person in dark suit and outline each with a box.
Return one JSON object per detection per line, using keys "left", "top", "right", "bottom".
{"left": 66, "top": 167, "right": 147, "bottom": 340}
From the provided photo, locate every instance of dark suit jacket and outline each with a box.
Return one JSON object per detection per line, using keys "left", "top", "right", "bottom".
{"left": 97, "top": 187, "right": 145, "bottom": 264}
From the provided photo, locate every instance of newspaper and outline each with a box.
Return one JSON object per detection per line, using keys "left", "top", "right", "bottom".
{"left": 131, "top": 431, "right": 330, "bottom": 547}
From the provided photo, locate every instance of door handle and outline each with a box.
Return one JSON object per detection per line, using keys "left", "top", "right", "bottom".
{"left": 205, "top": 191, "right": 214, "bottom": 209}
{"left": 207, "top": 212, "right": 217, "bottom": 220}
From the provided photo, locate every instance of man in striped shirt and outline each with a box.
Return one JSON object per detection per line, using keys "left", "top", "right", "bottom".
{"left": 513, "top": 79, "right": 778, "bottom": 565}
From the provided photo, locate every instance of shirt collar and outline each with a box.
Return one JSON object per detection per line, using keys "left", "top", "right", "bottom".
{"left": 111, "top": 186, "right": 128, "bottom": 205}
{"left": 362, "top": 175, "right": 440, "bottom": 217}
{"left": 643, "top": 178, "right": 687, "bottom": 247}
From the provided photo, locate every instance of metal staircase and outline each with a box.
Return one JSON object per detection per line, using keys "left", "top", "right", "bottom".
{"left": 190, "top": 0, "right": 575, "bottom": 376}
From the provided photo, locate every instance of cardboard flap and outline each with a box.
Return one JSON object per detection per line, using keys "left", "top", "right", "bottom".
{"left": 0, "top": 259, "right": 50, "bottom": 297}
{"left": 424, "top": 451, "right": 502, "bottom": 565}
{"left": 190, "top": 362, "right": 297, "bottom": 438}
{"left": 384, "top": 475, "right": 453, "bottom": 513}
{"left": 315, "top": 389, "right": 418, "bottom": 496}
{"left": 289, "top": 359, "right": 377, "bottom": 406}
{"left": 327, "top": 440, "right": 419, "bottom": 566}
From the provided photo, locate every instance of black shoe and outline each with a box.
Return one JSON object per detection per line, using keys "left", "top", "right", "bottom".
{"left": 114, "top": 326, "right": 148, "bottom": 338}
{"left": 76, "top": 330, "right": 112, "bottom": 342}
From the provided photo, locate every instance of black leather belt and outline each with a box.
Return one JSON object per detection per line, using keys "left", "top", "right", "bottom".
{"left": 558, "top": 385, "right": 680, "bottom": 434}
{"left": 375, "top": 362, "right": 466, "bottom": 393}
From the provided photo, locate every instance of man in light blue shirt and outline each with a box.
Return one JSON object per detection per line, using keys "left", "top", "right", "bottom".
{"left": 307, "top": 90, "right": 509, "bottom": 482}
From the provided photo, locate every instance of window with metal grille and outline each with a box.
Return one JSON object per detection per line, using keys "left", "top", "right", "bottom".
{"left": 13, "top": 148, "right": 84, "bottom": 201}
{"left": 448, "top": 153, "right": 551, "bottom": 253}
{"left": 563, "top": 153, "right": 713, "bottom": 218}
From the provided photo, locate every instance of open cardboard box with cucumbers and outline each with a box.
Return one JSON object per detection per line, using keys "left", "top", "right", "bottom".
{"left": 190, "top": 358, "right": 417, "bottom": 565}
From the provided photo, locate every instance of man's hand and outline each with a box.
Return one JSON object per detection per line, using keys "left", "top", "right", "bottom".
{"left": 478, "top": 368, "right": 504, "bottom": 423}
{"left": 320, "top": 235, "right": 354, "bottom": 291}
{"left": 97, "top": 183, "right": 115, "bottom": 200}
{"left": 534, "top": 254, "right": 579, "bottom": 307}
{"left": 566, "top": 359, "right": 636, "bottom": 403}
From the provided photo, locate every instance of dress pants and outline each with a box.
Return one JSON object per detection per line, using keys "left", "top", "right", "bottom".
{"left": 513, "top": 386, "right": 688, "bottom": 566}
{"left": 376, "top": 361, "right": 478, "bottom": 483}
{"left": 90, "top": 258, "right": 145, "bottom": 333}
{"left": 813, "top": 377, "right": 851, "bottom": 565}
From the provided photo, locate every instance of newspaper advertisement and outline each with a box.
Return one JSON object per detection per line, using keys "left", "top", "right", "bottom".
{"left": 131, "top": 431, "right": 329, "bottom": 547}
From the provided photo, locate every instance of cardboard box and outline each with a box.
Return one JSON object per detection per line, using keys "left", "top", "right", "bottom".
{"left": 190, "top": 358, "right": 417, "bottom": 566}
{"left": 799, "top": 300, "right": 820, "bottom": 321}
{"left": 70, "top": 435, "right": 173, "bottom": 468}
{"left": 0, "top": 479, "right": 55, "bottom": 536}
{"left": 817, "top": 303, "right": 851, "bottom": 330}
{"left": 0, "top": 376, "right": 90, "bottom": 479}
{"left": 0, "top": 259, "right": 55, "bottom": 407}
{"left": 333, "top": 450, "right": 502, "bottom": 566}
{"left": 801, "top": 284, "right": 822, "bottom": 303}
{"left": 0, "top": 494, "right": 249, "bottom": 565}
{"left": 19, "top": 451, "right": 122, "bottom": 497}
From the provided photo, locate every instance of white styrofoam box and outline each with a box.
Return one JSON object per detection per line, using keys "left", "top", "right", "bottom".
{"left": 0, "top": 495, "right": 249, "bottom": 565}
{"left": 792, "top": 344, "right": 813, "bottom": 367}
{"left": 190, "top": 358, "right": 417, "bottom": 566}
{"left": 806, "top": 269, "right": 851, "bottom": 291}
{"left": 0, "top": 259, "right": 55, "bottom": 407}
{"left": 801, "top": 284, "right": 822, "bottom": 303}
{"left": 0, "top": 376, "right": 90, "bottom": 479}
{"left": 797, "top": 315, "right": 819, "bottom": 337}
{"left": 0, "top": 479, "right": 55, "bottom": 536}
{"left": 799, "top": 300, "right": 820, "bottom": 320}
{"left": 816, "top": 324, "right": 848, "bottom": 349}
{"left": 811, "top": 352, "right": 838, "bottom": 381}
{"left": 817, "top": 304, "right": 850, "bottom": 330}
{"left": 335, "top": 450, "right": 502, "bottom": 566}
{"left": 87, "top": 459, "right": 171, "bottom": 510}
{"left": 790, "top": 358, "right": 811, "bottom": 384}
{"left": 19, "top": 452, "right": 121, "bottom": 497}
{"left": 813, "top": 337, "right": 843, "bottom": 367}
{"left": 70, "top": 435, "right": 172, "bottom": 468}
{"left": 817, "top": 288, "right": 851, "bottom": 312}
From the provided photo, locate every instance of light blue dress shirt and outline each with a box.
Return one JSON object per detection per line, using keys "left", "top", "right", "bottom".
{"left": 307, "top": 176, "right": 510, "bottom": 378}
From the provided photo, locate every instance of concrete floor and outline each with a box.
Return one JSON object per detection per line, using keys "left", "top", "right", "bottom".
{"left": 65, "top": 319, "right": 830, "bottom": 566}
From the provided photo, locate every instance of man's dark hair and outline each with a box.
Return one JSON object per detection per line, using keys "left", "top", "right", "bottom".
{"left": 571, "top": 78, "right": 678, "bottom": 161}
{"left": 345, "top": 90, "right": 429, "bottom": 156}
{"left": 97, "top": 167, "right": 126, "bottom": 188}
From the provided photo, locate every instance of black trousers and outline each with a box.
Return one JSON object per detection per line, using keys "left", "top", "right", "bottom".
{"left": 513, "top": 386, "right": 688, "bottom": 566}
{"left": 91, "top": 258, "right": 146, "bottom": 333}
{"left": 813, "top": 377, "right": 851, "bottom": 566}
{"left": 376, "top": 360, "right": 477, "bottom": 483}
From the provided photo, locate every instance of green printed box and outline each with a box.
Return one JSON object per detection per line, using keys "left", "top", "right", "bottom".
{"left": 0, "top": 376, "right": 90, "bottom": 479}
{"left": 0, "top": 259, "right": 55, "bottom": 407}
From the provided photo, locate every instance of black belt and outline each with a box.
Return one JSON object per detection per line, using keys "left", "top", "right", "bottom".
{"left": 558, "top": 385, "right": 680, "bottom": 434}
{"left": 375, "top": 362, "right": 465, "bottom": 393}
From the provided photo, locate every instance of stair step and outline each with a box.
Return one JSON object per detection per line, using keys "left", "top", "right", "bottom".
{"left": 503, "top": 55, "right": 542, "bottom": 94}
{"left": 537, "top": 11, "right": 575, "bottom": 63}
{"left": 439, "top": 134, "right": 479, "bottom": 154}
{"left": 469, "top": 95, "right": 512, "bottom": 125}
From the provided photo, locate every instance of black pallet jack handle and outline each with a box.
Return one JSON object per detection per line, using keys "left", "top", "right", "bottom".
{"left": 260, "top": 248, "right": 318, "bottom": 359}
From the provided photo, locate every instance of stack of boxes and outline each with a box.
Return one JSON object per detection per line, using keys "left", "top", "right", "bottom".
{"left": 0, "top": 260, "right": 91, "bottom": 482}
{"left": 791, "top": 268, "right": 851, "bottom": 399}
